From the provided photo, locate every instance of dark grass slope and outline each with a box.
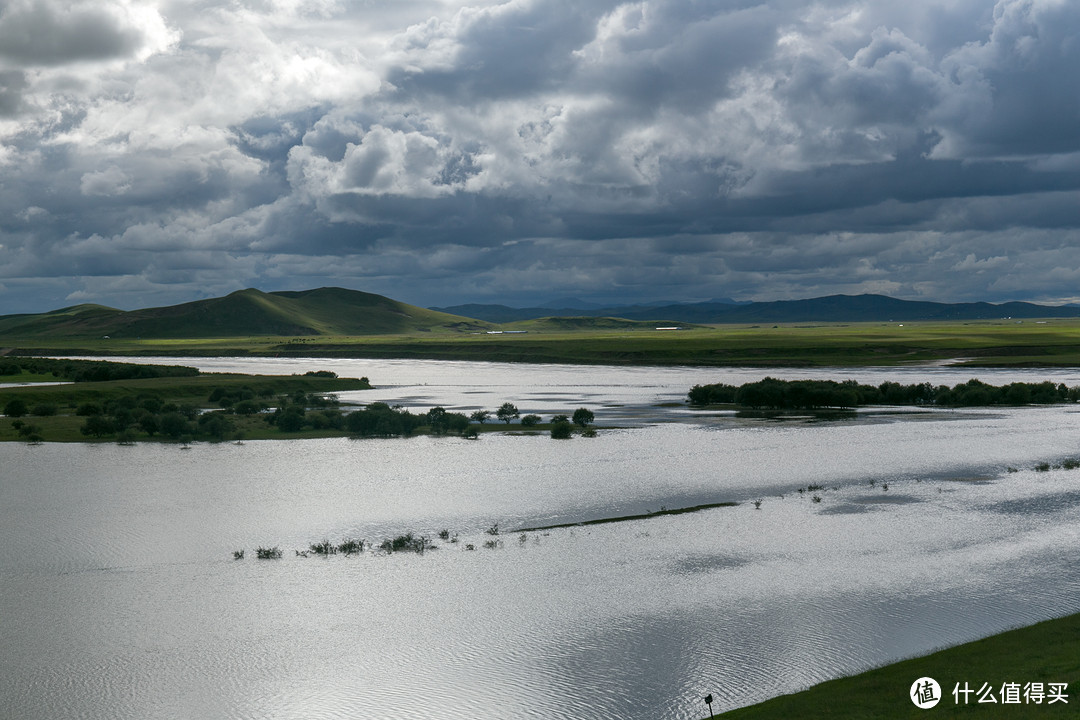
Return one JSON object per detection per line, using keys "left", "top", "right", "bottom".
{"left": 713, "top": 611, "right": 1080, "bottom": 719}
{"left": 0, "top": 304, "right": 124, "bottom": 337}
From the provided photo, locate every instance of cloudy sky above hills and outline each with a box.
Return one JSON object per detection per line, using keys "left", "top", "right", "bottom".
{"left": 1, "top": 0, "right": 1079, "bottom": 313}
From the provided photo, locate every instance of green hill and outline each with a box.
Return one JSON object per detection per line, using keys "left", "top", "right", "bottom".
{"left": 0, "top": 304, "right": 125, "bottom": 338}
{"left": 0, "top": 287, "right": 489, "bottom": 339}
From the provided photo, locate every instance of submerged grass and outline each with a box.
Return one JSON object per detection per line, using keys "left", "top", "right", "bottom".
{"left": 710, "top": 612, "right": 1080, "bottom": 719}
{"left": 511, "top": 500, "right": 739, "bottom": 533}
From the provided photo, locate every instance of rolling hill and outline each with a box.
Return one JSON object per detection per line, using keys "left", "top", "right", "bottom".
{"left": 5, "top": 289, "right": 1080, "bottom": 346}
{"left": 0, "top": 287, "right": 489, "bottom": 339}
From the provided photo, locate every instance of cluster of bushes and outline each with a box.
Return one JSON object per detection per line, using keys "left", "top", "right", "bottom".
{"left": 208, "top": 385, "right": 275, "bottom": 415}
{"left": 77, "top": 394, "right": 233, "bottom": 441}
{"left": 9, "top": 419, "right": 44, "bottom": 443}
{"left": 550, "top": 408, "right": 595, "bottom": 438}
{"left": 256, "top": 395, "right": 478, "bottom": 438}
{"left": 688, "top": 377, "right": 1080, "bottom": 410}
{"left": 239, "top": 528, "right": 530, "bottom": 560}
{"left": 0, "top": 362, "right": 25, "bottom": 376}
{"left": 344, "top": 402, "right": 424, "bottom": 437}
{"left": 3, "top": 399, "right": 58, "bottom": 418}
{"left": 0, "top": 357, "right": 198, "bottom": 382}
{"left": 41, "top": 383, "right": 596, "bottom": 442}
{"left": 379, "top": 533, "right": 431, "bottom": 554}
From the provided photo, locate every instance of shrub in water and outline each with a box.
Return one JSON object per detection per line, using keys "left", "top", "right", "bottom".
{"left": 337, "top": 539, "right": 364, "bottom": 555}
{"left": 379, "top": 533, "right": 428, "bottom": 554}
{"left": 550, "top": 420, "right": 573, "bottom": 439}
{"left": 310, "top": 540, "right": 336, "bottom": 555}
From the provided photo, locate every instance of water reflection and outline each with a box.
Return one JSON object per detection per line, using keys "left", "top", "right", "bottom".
{"left": 3, "top": 360, "right": 1080, "bottom": 719}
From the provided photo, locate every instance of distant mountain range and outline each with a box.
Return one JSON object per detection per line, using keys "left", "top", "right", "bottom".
{"left": 2, "top": 288, "right": 1079, "bottom": 342}
{"left": 433, "top": 294, "right": 1080, "bottom": 324}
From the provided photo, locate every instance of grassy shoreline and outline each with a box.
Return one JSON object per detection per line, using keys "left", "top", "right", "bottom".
{"left": 710, "top": 612, "right": 1080, "bottom": 719}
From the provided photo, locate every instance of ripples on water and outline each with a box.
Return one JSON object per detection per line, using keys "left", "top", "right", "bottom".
{"left": 3, "top": 360, "right": 1080, "bottom": 719}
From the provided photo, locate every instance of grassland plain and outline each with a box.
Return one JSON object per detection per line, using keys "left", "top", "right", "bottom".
{"left": 7, "top": 318, "right": 1080, "bottom": 367}
{"left": 709, "top": 612, "right": 1080, "bottom": 719}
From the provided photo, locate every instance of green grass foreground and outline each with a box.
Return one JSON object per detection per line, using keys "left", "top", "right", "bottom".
{"left": 8, "top": 318, "right": 1080, "bottom": 366}
{"left": 711, "top": 612, "right": 1080, "bottom": 719}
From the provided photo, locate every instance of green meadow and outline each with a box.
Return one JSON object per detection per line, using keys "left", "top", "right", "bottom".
{"left": 8, "top": 318, "right": 1080, "bottom": 366}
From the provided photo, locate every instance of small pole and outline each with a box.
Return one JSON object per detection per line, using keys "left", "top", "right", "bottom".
{"left": 704, "top": 693, "right": 714, "bottom": 718}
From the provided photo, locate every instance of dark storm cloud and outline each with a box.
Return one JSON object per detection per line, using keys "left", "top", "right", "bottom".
{"left": 2, "top": 0, "right": 1080, "bottom": 314}
{"left": 0, "top": 69, "right": 25, "bottom": 115}
{"left": 0, "top": 0, "right": 145, "bottom": 66}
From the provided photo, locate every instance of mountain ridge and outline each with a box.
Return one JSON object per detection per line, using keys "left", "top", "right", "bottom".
{"left": 3, "top": 289, "right": 1080, "bottom": 342}
{"left": 434, "top": 293, "right": 1080, "bottom": 324}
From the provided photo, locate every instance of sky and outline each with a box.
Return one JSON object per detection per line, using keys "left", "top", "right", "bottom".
{"left": 1, "top": 0, "right": 1079, "bottom": 314}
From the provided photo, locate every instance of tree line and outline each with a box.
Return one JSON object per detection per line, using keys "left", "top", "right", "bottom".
{"left": 0, "top": 357, "right": 199, "bottom": 382}
{"left": 56, "top": 388, "right": 598, "bottom": 442}
{"left": 687, "top": 377, "right": 1080, "bottom": 410}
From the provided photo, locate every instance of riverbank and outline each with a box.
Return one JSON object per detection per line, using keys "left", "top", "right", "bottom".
{"left": 711, "top": 611, "right": 1080, "bottom": 719}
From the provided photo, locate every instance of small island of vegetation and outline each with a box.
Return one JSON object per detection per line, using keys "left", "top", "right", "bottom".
{"left": 689, "top": 377, "right": 1080, "bottom": 410}
{"left": 0, "top": 357, "right": 598, "bottom": 443}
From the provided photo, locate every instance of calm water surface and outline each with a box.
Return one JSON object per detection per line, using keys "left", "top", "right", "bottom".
{"left": 3, "top": 359, "right": 1080, "bottom": 719}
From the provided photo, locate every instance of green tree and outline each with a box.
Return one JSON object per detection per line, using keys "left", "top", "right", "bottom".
{"left": 139, "top": 414, "right": 160, "bottom": 437}
{"left": 447, "top": 413, "right": 470, "bottom": 434}
{"left": 496, "top": 402, "right": 520, "bottom": 424}
{"left": 427, "top": 406, "right": 449, "bottom": 434}
{"left": 277, "top": 407, "right": 305, "bottom": 432}
{"left": 3, "top": 398, "right": 27, "bottom": 418}
{"left": 233, "top": 399, "right": 264, "bottom": 414}
{"left": 572, "top": 408, "right": 594, "bottom": 427}
{"left": 520, "top": 414, "right": 541, "bottom": 427}
{"left": 16, "top": 422, "right": 41, "bottom": 438}
{"left": 198, "top": 412, "right": 236, "bottom": 441}
{"left": 76, "top": 402, "right": 103, "bottom": 416}
{"left": 470, "top": 409, "right": 490, "bottom": 424}
{"left": 81, "top": 415, "right": 115, "bottom": 438}
{"left": 160, "top": 412, "right": 191, "bottom": 439}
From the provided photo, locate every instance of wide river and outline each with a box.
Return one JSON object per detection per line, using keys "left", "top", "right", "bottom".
{"left": 3, "top": 358, "right": 1080, "bottom": 719}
